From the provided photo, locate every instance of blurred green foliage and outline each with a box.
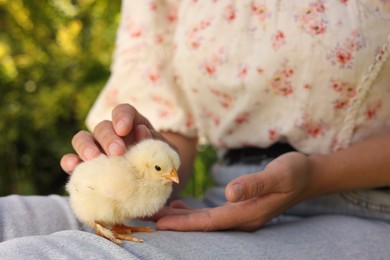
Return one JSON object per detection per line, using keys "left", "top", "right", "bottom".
{"left": 0, "top": 0, "right": 216, "bottom": 197}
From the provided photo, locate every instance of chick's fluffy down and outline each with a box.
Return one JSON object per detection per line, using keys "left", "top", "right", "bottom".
{"left": 66, "top": 139, "right": 180, "bottom": 227}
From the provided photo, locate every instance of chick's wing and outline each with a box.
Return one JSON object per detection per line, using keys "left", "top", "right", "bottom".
{"left": 68, "top": 155, "right": 139, "bottom": 202}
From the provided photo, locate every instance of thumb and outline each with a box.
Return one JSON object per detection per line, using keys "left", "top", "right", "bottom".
{"left": 225, "top": 172, "right": 272, "bottom": 202}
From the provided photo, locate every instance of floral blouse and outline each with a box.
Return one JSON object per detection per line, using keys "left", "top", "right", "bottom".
{"left": 87, "top": 0, "right": 390, "bottom": 154}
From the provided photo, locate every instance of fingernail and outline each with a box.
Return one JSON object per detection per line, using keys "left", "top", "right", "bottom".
{"left": 109, "top": 142, "right": 120, "bottom": 155}
{"left": 156, "top": 221, "right": 172, "bottom": 231}
{"left": 231, "top": 183, "right": 243, "bottom": 201}
{"left": 66, "top": 157, "right": 79, "bottom": 169}
{"left": 116, "top": 119, "right": 127, "bottom": 132}
{"left": 84, "top": 147, "right": 98, "bottom": 160}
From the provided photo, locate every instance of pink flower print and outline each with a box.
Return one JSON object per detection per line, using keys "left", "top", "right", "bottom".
{"left": 330, "top": 79, "right": 346, "bottom": 92}
{"left": 296, "top": 0, "right": 328, "bottom": 36}
{"left": 339, "top": 0, "right": 349, "bottom": 5}
{"left": 269, "top": 74, "right": 293, "bottom": 96}
{"left": 308, "top": 20, "right": 327, "bottom": 35}
{"left": 209, "top": 87, "right": 234, "bottom": 109}
{"left": 204, "top": 62, "right": 217, "bottom": 76}
{"left": 268, "top": 128, "right": 279, "bottom": 142}
{"left": 224, "top": 4, "right": 237, "bottom": 22}
{"left": 303, "top": 83, "right": 312, "bottom": 90}
{"left": 344, "top": 85, "right": 356, "bottom": 98}
{"left": 150, "top": 95, "right": 172, "bottom": 107}
{"left": 365, "top": 100, "right": 382, "bottom": 120}
{"left": 149, "top": 2, "right": 157, "bottom": 11}
{"left": 251, "top": 2, "right": 269, "bottom": 21}
{"left": 187, "top": 29, "right": 202, "bottom": 50}
{"left": 300, "top": 8, "right": 316, "bottom": 24}
{"left": 349, "top": 31, "right": 366, "bottom": 49}
{"left": 199, "top": 19, "right": 212, "bottom": 30}
{"left": 155, "top": 34, "right": 164, "bottom": 44}
{"left": 330, "top": 79, "right": 357, "bottom": 98}
{"left": 157, "top": 109, "right": 169, "bottom": 118}
{"left": 238, "top": 65, "right": 249, "bottom": 78}
{"left": 299, "top": 114, "right": 325, "bottom": 138}
{"left": 187, "top": 34, "right": 201, "bottom": 50}
{"left": 150, "top": 95, "right": 175, "bottom": 119}
{"left": 310, "top": 0, "right": 326, "bottom": 12}
{"left": 268, "top": 62, "right": 295, "bottom": 96}
{"left": 124, "top": 16, "right": 143, "bottom": 38}
{"left": 327, "top": 31, "right": 366, "bottom": 69}
{"left": 344, "top": 38, "right": 358, "bottom": 51}
{"left": 256, "top": 67, "right": 265, "bottom": 74}
{"left": 186, "top": 19, "right": 212, "bottom": 50}
{"left": 375, "top": 46, "right": 387, "bottom": 62}
{"left": 167, "top": 6, "right": 178, "bottom": 23}
{"left": 104, "top": 88, "right": 119, "bottom": 107}
{"left": 333, "top": 99, "right": 350, "bottom": 109}
{"left": 145, "top": 64, "right": 162, "bottom": 85}
{"left": 203, "top": 107, "right": 220, "bottom": 126}
{"left": 281, "top": 67, "right": 294, "bottom": 78}
{"left": 327, "top": 45, "right": 353, "bottom": 68}
{"left": 130, "top": 27, "right": 142, "bottom": 38}
{"left": 235, "top": 112, "right": 250, "bottom": 125}
{"left": 335, "top": 47, "right": 353, "bottom": 66}
{"left": 147, "top": 70, "right": 160, "bottom": 85}
{"left": 329, "top": 79, "right": 356, "bottom": 109}
{"left": 272, "top": 30, "right": 286, "bottom": 51}
{"left": 185, "top": 113, "right": 195, "bottom": 129}
{"left": 202, "top": 49, "right": 228, "bottom": 77}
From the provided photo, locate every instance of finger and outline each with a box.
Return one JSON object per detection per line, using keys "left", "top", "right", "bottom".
{"left": 225, "top": 171, "right": 278, "bottom": 202}
{"left": 156, "top": 206, "right": 237, "bottom": 231}
{"left": 112, "top": 104, "right": 153, "bottom": 137}
{"left": 72, "top": 130, "right": 102, "bottom": 161}
{"left": 156, "top": 202, "right": 257, "bottom": 231}
{"left": 60, "top": 154, "right": 83, "bottom": 174}
{"left": 144, "top": 205, "right": 191, "bottom": 222}
{"left": 94, "top": 120, "right": 127, "bottom": 156}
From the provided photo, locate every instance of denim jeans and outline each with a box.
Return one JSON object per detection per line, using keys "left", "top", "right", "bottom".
{"left": 0, "top": 161, "right": 389, "bottom": 259}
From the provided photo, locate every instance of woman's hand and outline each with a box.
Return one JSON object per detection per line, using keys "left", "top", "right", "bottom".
{"left": 154, "top": 152, "right": 311, "bottom": 231}
{"left": 60, "top": 103, "right": 165, "bottom": 174}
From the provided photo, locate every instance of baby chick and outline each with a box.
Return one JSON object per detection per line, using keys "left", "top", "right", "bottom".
{"left": 66, "top": 139, "right": 180, "bottom": 245}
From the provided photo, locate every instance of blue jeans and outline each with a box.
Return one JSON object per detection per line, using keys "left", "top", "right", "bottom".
{"left": 1, "top": 162, "right": 390, "bottom": 259}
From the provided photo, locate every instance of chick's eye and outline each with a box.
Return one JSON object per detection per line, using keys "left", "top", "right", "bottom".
{"left": 154, "top": 165, "right": 161, "bottom": 171}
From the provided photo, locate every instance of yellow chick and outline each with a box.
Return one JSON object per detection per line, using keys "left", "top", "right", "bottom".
{"left": 66, "top": 139, "right": 180, "bottom": 245}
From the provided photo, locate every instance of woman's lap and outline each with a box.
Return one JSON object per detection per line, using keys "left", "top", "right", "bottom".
{"left": 0, "top": 195, "right": 390, "bottom": 259}
{"left": 0, "top": 195, "right": 81, "bottom": 241}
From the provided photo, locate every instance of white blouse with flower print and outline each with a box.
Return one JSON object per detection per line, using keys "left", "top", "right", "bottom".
{"left": 87, "top": 0, "right": 390, "bottom": 154}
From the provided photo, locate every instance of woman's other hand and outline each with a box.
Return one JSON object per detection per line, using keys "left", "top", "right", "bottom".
{"left": 154, "top": 152, "right": 311, "bottom": 231}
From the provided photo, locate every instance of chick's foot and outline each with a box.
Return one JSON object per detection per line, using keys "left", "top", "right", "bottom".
{"left": 94, "top": 222, "right": 153, "bottom": 245}
{"left": 112, "top": 223, "right": 154, "bottom": 234}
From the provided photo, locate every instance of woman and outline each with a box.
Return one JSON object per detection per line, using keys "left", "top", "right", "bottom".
{"left": 1, "top": 1, "right": 390, "bottom": 258}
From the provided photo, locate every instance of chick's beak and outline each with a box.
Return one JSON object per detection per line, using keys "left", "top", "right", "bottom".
{"left": 165, "top": 169, "right": 179, "bottom": 184}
